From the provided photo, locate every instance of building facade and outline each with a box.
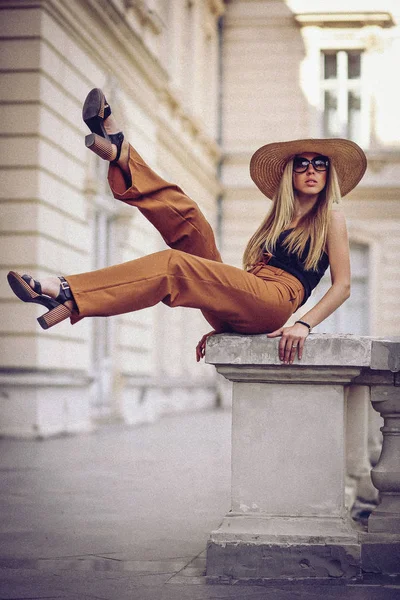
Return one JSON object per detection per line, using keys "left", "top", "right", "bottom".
{"left": 0, "top": 0, "right": 224, "bottom": 436}
{"left": 1, "top": 0, "right": 399, "bottom": 437}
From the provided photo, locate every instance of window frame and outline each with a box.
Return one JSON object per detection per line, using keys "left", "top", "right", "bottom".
{"left": 320, "top": 48, "right": 369, "bottom": 147}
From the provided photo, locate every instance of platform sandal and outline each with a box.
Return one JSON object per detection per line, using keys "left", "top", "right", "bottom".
{"left": 7, "top": 271, "right": 74, "bottom": 330}
{"left": 82, "top": 88, "right": 112, "bottom": 138}
{"left": 82, "top": 88, "right": 124, "bottom": 162}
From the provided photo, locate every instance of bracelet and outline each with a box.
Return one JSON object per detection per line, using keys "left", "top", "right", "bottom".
{"left": 295, "top": 320, "right": 312, "bottom": 332}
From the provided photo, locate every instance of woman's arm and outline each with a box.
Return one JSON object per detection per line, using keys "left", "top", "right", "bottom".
{"left": 267, "top": 210, "right": 351, "bottom": 364}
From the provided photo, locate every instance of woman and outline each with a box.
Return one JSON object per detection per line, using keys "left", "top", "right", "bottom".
{"left": 7, "top": 89, "right": 367, "bottom": 365}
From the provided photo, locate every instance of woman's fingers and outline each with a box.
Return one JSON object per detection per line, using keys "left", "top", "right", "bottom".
{"left": 277, "top": 327, "right": 308, "bottom": 364}
{"left": 195, "top": 336, "right": 206, "bottom": 362}
{"left": 281, "top": 336, "right": 307, "bottom": 364}
{"left": 196, "top": 330, "right": 217, "bottom": 362}
{"left": 197, "top": 328, "right": 307, "bottom": 364}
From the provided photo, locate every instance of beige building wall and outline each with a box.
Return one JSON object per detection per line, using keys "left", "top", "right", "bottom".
{"left": 0, "top": 0, "right": 224, "bottom": 436}
{"left": 2, "top": 0, "right": 399, "bottom": 438}
{"left": 221, "top": 0, "right": 400, "bottom": 337}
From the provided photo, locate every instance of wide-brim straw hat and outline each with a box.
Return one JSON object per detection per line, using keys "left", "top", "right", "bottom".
{"left": 250, "top": 138, "right": 367, "bottom": 199}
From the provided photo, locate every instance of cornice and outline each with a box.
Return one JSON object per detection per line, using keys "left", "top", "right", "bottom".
{"left": 124, "top": 0, "right": 164, "bottom": 35}
{"left": 294, "top": 12, "right": 395, "bottom": 29}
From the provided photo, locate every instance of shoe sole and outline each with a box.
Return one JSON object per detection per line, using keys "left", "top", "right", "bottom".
{"left": 82, "top": 88, "right": 109, "bottom": 138}
{"left": 7, "top": 271, "right": 39, "bottom": 303}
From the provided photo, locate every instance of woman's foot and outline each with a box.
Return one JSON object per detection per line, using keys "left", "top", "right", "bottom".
{"left": 83, "top": 87, "right": 131, "bottom": 182}
{"left": 101, "top": 112, "right": 130, "bottom": 172}
{"left": 103, "top": 112, "right": 130, "bottom": 166}
{"left": 30, "top": 276, "right": 75, "bottom": 312}
{"left": 7, "top": 272, "right": 76, "bottom": 330}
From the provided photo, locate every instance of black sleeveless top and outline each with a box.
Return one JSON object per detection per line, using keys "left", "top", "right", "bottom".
{"left": 264, "top": 229, "right": 329, "bottom": 306}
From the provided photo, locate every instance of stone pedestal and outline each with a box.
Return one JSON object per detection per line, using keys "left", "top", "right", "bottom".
{"left": 205, "top": 334, "right": 400, "bottom": 582}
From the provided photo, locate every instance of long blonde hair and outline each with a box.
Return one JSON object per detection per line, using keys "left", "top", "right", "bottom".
{"left": 243, "top": 158, "right": 342, "bottom": 271}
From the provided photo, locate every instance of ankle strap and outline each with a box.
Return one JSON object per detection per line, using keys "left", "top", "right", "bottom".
{"left": 58, "top": 276, "right": 73, "bottom": 302}
{"left": 109, "top": 131, "right": 124, "bottom": 162}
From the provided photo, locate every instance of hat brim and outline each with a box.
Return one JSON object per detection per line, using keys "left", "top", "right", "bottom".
{"left": 250, "top": 138, "right": 367, "bottom": 199}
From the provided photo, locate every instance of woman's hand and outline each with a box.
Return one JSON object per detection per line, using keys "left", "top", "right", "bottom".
{"left": 267, "top": 322, "right": 310, "bottom": 364}
{"left": 196, "top": 330, "right": 217, "bottom": 362}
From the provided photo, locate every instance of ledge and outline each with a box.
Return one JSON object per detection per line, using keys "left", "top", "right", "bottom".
{"left": 206, "top": 333, "right": 391, "bottom": 366}
{"left": 294, "top": 12, "right": 395, "bottom": 28}
{"left": 205, "top": 334, "right": 400, "bottom": 384}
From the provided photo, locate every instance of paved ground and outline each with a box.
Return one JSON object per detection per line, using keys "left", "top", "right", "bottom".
{"left": 0, "top": 408, "right": 399, "bottom": 600}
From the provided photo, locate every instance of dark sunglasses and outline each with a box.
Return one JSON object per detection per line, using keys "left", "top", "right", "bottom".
{"left": 293, "top": 155, "right": 329, "bottom": 173}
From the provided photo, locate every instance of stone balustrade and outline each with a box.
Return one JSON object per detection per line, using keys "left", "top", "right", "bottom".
{"left": 205, "top": 334, "right": 400, "bottom": 583}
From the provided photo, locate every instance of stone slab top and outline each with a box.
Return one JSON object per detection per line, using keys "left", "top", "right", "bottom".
{"left": 205, "top": 333, "right": 400, "bottom": 372}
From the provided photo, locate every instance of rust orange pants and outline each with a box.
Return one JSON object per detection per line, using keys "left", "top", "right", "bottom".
{"left": 66, "top": 145, "right": 304, "bottom": 333}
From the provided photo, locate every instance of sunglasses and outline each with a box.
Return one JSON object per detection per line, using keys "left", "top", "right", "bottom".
{"left": 293, "top": 155, "right": 329, "bottom": 173}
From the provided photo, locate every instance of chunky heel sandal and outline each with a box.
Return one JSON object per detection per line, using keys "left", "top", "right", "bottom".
{"left": 85, "top": 131, "right": 124, "bottom": 163}
{"left": 82, "top": 88, "right": 112, "bottom": 138}
{"left": 83, "top": 88, "right": 125, "bottom": 162}
{"left": 7, "top": 272, "right": 74, "bottom": 330}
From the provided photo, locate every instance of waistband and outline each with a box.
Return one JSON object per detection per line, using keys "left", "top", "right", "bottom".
{"left": 248, "top": 262, "right": 305, "bottom": 310}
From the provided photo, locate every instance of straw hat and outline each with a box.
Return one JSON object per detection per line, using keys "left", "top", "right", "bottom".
{"left": 250, "top": 138, "right": 367, "bottom": 199}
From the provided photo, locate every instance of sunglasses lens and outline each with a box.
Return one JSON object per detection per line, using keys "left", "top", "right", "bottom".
{"left": 314, "top": 157, "right": 328, "bottom": 171}
{"left": 293, "top": 158, "right": 308, "bottom": 172}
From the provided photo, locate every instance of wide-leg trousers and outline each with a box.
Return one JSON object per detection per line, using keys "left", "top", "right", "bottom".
{"left": 66, "top": 145, "right": 304, "bottom": 333}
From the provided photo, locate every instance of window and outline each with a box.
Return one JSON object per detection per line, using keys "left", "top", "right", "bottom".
{"left": 321, "top": 50, "right": 365, "bottom": 146}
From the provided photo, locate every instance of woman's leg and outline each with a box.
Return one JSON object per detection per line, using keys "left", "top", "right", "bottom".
{"left": 89, "top": 99, "right": 222, "bottom": 263}
{"left": 108, "top": 146, "right": 222, "bottom": 262}
{"left": 65, "top": 250, "right": 302, "bottom": 333}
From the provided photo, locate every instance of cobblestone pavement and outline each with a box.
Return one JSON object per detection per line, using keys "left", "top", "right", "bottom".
{"left": 0, "top": 409, "right": 399, "bottom": 599}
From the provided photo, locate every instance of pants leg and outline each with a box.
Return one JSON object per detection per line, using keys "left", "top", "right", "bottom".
{"left": 66, "top": 250, "right": 303, "bottom": 334}
{"left": 107, "top": 145, "right": 222, "bottom": 262}
{"left": 107, "top": 143, "right": 225, "bottom": 329}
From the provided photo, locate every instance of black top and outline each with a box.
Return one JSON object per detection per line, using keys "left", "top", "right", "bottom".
{"left": 265, "top": 229, "right": 329, "bottom": 306}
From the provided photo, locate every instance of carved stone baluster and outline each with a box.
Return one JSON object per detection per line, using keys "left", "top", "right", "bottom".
{"left": 368, "top": 384, "right": 400, "bottom": 533}
{"left": 345, "top": 385, "right": 378, "bottom": 507}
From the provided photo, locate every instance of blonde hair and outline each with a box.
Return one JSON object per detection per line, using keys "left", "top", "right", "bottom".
{"left": 243, "top": 159, "right": 342, "bottom": 271}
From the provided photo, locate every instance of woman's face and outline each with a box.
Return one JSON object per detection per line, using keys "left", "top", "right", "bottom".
{"left": 292, "top": 152, "right": 328, "bottom": 197}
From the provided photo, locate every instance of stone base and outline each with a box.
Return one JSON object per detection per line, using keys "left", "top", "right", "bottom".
{"left": 0, "top": 370, "right": 93, "bottom": 438}
{"left": 361, "top": 533, "right": 400, "bottom": 575}
{"left": 206, "top": 514, "right": 361, "bottom": 581}
{"left": 207, "top": 541, "right": 361, "bottom": 582}
{"left": 368, "top": 496, "right": 400, "bottom": 533}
